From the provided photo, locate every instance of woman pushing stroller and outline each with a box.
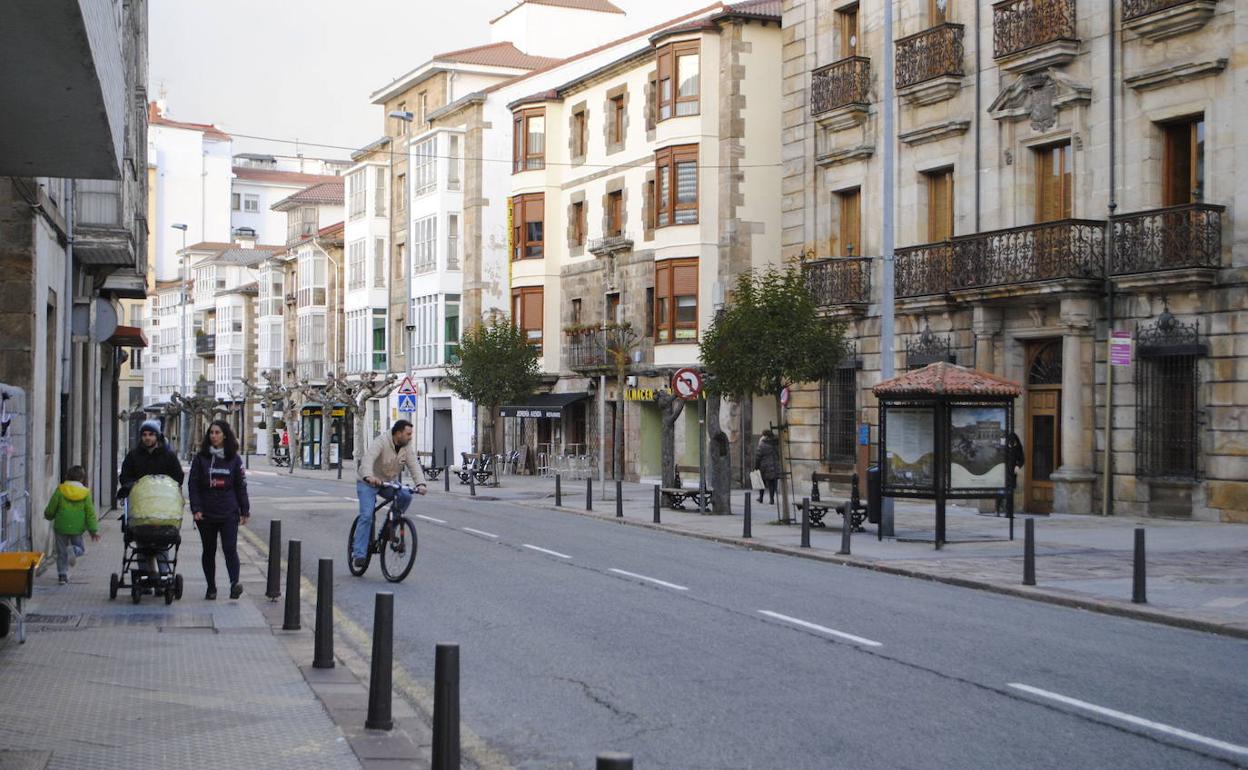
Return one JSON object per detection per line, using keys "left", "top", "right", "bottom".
{"left": 188, "top": 420, "right": 250, "bottom": 600}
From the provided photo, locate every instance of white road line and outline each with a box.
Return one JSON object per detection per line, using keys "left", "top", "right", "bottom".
{"left": 608, "top": 568, "right": 688, "bottom": 591}
{"left": 1008, "top": 684, "right": 1248, "bottom": 758}
{"left": 416, "top": 514, "right": 447, "bottom": 524}
{"left": 310, "top": 490, "right": 329, "bottom": 495}
{"left": 522, "top": 544, "right": 571, "bottom": 559}
{"left": 343, "top": 497, "right": 357, "bottom": 502}
{"left": 757, "top": 610, "right": 882, "bottom": 647}
{"left": 461, "top": 527, "right": 498, "bottom": 539}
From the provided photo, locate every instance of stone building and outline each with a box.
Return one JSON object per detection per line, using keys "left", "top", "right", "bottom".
{"left": 782, "top": 0, "right": 1247, "bottom": 521}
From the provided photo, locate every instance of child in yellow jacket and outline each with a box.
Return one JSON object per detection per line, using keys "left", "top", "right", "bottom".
{"left": 43, "top": 465, "right": 100, "bottom": 584}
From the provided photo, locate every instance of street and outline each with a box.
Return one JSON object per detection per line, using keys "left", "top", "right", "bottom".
{"left": 246, "top": 471, "right": 1248, "bottom": 769}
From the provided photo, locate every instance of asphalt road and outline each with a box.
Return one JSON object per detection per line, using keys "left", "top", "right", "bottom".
{"left": 245, "top": 470, "right": 1248, "bottom": 770}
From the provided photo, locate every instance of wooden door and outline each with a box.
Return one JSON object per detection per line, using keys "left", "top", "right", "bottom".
{"left": 1025, "top": 340, "right": 1062, "bottom": 513}
{"left": 1035, "top": 143, "right": 1072, "bottom": 223}
{"left": 837, "top": 188, "right": 861, "bottom": 257}
{"left": 839, "top": 5, "right": 859, "bottom": 58}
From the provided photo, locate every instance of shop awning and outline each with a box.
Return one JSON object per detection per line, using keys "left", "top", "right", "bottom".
{"left": 107, "top": 325, "right": 148, "bottom": 348}
{"left": 499, "top": 392, "right": 590, "bottom": 419}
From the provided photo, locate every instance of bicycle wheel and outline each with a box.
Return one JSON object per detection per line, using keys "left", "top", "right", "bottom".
{"left": 347, "top": 517, "right": 371, "bottom": 576}
{"left": 379, "top": 516, "right": 418, "bottom": 583}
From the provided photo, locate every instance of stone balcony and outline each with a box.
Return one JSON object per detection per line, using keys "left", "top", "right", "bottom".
{"left": 1110, "top": 203, "right": 1224, "bottom": 290}
{"left": 895, "top": 23, "right": 965, "bottom": 105}
{"left": 1122, "top": 0, "right": 1217, "bottom": 41}
{"left": 811, "top": 56, "right": 871, "bottom": 131}
{"left": 802, "top": 256, "right": 872, "bottom": 315}
{"left": 587, "top": 235, "right": 634, "bottom": 257}
{"left": 992, "top": 0, "right": 1079, "bottom": 73}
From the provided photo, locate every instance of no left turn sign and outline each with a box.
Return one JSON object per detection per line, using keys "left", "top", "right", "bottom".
{"left": 672, "top": 367, "right": 703, "bottom": 400}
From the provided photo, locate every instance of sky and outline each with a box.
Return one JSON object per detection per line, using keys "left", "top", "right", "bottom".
{"left": 148, "top": 0, "right": 504, "bottom": 160}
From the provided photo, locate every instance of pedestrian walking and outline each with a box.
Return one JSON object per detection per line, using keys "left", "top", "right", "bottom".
{"left": 755, "top": 430, "right": 781, "bottom": 505}
{"left": 43, "top": 465, "right": 100, "bottom": 584}
{"left": 188, "top": 420, "right": 250, "bottom": 600}
{"left": 118, "top": 419, "right": 184, "bottom": 495}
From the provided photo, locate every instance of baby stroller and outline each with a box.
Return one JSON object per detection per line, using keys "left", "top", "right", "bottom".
{"left": 110, "top": 475, "right": 184, "bottom": 605}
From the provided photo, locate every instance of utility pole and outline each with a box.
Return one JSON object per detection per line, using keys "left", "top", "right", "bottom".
{"left": 879, "top": 1, "right": 897, "bottom": 536}
{"left": 172, "top": 223, "right": 189, "bottom": 459}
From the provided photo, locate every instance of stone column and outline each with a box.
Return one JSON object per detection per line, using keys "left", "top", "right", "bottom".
{"left": 1051, "top": 297, "right": 1097, "bottom": 514}
{"left": 972, "top": 306, "right": 1003, "bottom": 373}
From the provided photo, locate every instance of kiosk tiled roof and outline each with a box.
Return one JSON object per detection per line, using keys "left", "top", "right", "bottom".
{"left": 873, "top": 362, "right": 1022, "bottom": 397}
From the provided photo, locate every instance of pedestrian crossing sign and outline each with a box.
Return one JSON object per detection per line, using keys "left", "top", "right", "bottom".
{"left": 397, "top": 393, "right": 417, "bottom": 413}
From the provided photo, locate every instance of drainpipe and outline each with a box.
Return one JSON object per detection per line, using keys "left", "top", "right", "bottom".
{"left": 1102, "top": 2, "right": 1118, "bottom": 517}
{"left": 974, "top": 0, "right": 981, "bottom": 233}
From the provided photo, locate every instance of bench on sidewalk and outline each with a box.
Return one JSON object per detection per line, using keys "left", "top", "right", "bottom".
{"left": 455, "top": 453, "right": 495, "bottom": 485}
{"left": 661, "top": 469, "right": 712, "bottom": 511}
{"left": 806, "top": 470, "right": 868, "bottom": 532}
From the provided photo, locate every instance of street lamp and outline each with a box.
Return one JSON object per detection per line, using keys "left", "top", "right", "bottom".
{"left": 171, "top": 223, "right": 189, "bottom": 458}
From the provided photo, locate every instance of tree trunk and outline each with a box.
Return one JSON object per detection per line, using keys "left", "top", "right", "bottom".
{"left": 776, "top": 392, "right": 791, "bottom": 522}
{"left": 740, "top": 398, "right": 754, "bottom": 487}
{"left": 481, "top": 405, "right": 496, "bottom": 455}
{"left": 707, "top": 392, "right": 732, "bottom": 514}
{"left": 320, "top": 405, "right": 333, "bottom": 471}
{"left": 655, "top": 391, "right": 685, "bottom": 488}
{"left": 614, "top": 396, "right": 624, "bottom": 481}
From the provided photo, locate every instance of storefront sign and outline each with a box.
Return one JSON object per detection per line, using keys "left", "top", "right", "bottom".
{"left": 625, "top": 387, "right": 657, "bottom": 402}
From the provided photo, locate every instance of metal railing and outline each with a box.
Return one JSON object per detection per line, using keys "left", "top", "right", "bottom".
{"left": 1111, "top": 203, "right": 1223, "bottom": 275}
{"left": 1122, "top": 0, "right": 1198, "bottom": 21}
{"left": 803, "top": 257, "right": 872, "bottom": 308}
{"left": 992, "top": 0, "right": 1077, "bottom": 59}
{"left": 587, "top": 235, "right": 634, "bottom": 256}
{"left": 811, "top": 56, "right": 871, "bottom": 116}
{"left": 565, "top": 326, "right": 636, "bottom": 372}
{"left": 896, "top": 23, "right": 965, "bottom": 89}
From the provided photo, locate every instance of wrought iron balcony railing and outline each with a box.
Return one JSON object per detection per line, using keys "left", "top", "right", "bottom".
{"left": 992, "top": 0, "right": 1077, "bottom": 59}
{"left": 895, "top": 23, "right": 965, "bottom": 89}
{"left": 896, "top": 242, "right": 955, "bottom": 298}
{"left": 195, "top": 334, "right": 216, "bottom": 356}
{"left": 1111, "top": 203, "right": 1224, "bottom": 275}
{"left": 587, "top": 235, "right": 634, "bottom": 256}
{"left": 1122, "top": 0, "right": 1198, "bottom": 21}
{"left": 811, "top": 57, "right": 871, "bottom": 116}
{"left": 565, "top": 326, "right": 637, "bottom": 373}
{"left": 803, "top": 257, "right": 872, "bottom": 309}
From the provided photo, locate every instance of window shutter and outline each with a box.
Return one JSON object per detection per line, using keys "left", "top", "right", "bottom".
{"left": 672, "top": 262, "right": 698, "bottom": 296}
{"left": 522, "top": 289, "right": 543, "bottom": 333}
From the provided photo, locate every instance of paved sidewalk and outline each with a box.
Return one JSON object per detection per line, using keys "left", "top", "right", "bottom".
{"left": 0, "top": 507, "right": 425, "bottom": 770}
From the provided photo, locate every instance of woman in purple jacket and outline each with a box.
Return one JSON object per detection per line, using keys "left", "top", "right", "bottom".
{"left": 188, "top": 419, "right": 250, "bottom": 600}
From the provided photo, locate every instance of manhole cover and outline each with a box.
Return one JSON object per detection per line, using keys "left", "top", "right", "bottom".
{"left": 79, "top": 612, "right": 214, "bottom": 629}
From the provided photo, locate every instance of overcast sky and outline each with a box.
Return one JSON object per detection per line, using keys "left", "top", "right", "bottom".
{"left": 148, "top": 0, "right": 505, "bottom": 159}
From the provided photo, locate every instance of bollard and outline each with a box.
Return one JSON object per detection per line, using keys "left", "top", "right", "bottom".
{"left": 432, "top": 643, "right": 461, "bottom": 770}
{"left": 265, "top": 520, "right": 282, "bottom": 600}
{"left": 365, "top": 592, "right": 395, "bottom": 730}
{"left": 800, "top": 497, "right": 811, "bottom": 548}
{"left": 337, "top": 458, "right": 342, "bottom": 480}
{"left": 743, "top": 493, "right": 752, "bottom": 538}
{"left": 556, "top": 474, "right": 562, "bottom": 507}
{"left": 1023, "top": 518, "right": 1036, "bottom": 586}
{"left": 312, "top": 558, "right": 335, "bottom": 669}
{"left": 653, "top": 484, "right": 660, "bottom": 524}
{"left": 597, "top": 753, "right": 634, "bottom": 770}
{"left": 282, "top": 540, "right": 302, "bottom": 631}
{"left": 838, "top": 502, "right": 852, "bottom": 555}
{"left": 616, "top": 480, "right": 623, "bottom": 518}
{"left": 469, "top": 469, "right": 476, "bottom": 497}
{"left": 586, "top": 477, "right": 593, "bottom": 511}
{"left": 1132, "top": 528, "right": 1146, "bottom": 604}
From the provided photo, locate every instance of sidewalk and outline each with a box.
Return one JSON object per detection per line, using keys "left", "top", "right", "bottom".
{"left": 0, "top": 508, "right": 429, "bottom": 770}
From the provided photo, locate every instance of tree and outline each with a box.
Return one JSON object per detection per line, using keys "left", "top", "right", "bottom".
{"left": 604, "top": 322, "right": 640, "bottom": 481}
{"left": 699, "top": 266, "right": 846, "bottom": 516}
{"left": 445, "top": 318, "right": 540, "bottom": 455}
{"left": 324, "top": 370, "right": 399, "bottom": 469}
{"left": 652, "top": 389, "right": 685, "bottom": 489}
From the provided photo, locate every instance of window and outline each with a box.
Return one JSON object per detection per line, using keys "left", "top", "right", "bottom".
{"left": 1035, "top": 142, "right": 1072, "bottom": 222}
{"left": 288, "top": 206, "right": 317, "bottom": 242}
{"left": 243, "top": 193, "right": 260, "bottom": 213}
{"left": 610, "top": 94, "right": 626, "bottom": 145}
{"left": 656, "top": 42, "right": 700, "bottom": 121}
{"left": 511, "top": 193, "right": 544, "bottom": 260}
{"left": 606, "top": 292, "right": 621, "bottom": 324}
{"left": 231, "top": 192, "right": 241, "bottom": 211}
{"left": 411, "top": 294, "right": 438, "bottom": 367}
{"left": 512, "top": 108, "right": 546, "bottom": 172}
{"left": 297, "top": 249, "right": 327, "bottom": 306}
{"left": 348, "top": 239, "right": 366, "bottom": 290}
{"left": 644, "top": 287, "right": 654, "bottom": 336}
{"left": 394, "top": 102, "right": 408, "bottom": 136}
{"left": 572, "top": 110, "right": 588, "bottom": 158}
{"left": 571, "top": 201, "right": 586, "bottom": 246}
{"left": 412, "top": 138, "right": 436, "bottom": 197}
{"left": 925, "top": 169, "right": 954, "bottom": 242}
{"left": 418, "top": 91, "right": 428, "bottom": 127}
{"left": 645, "top": 179, "right": 656, "bottom": 232}
{"left": 373, "top": 238, "right": 386, "bottom": 287}
{"left": 655, "top": 144, "right": 698, "bottom": 227}
{"left": 836, "top": 187, "right": 861, "bottom": 256}
{"left": 412, "top": 215, "right": 437, "bottom": 275}
{"left": 297, "top": 311, "right": 328, "bottom": 381}
{"left": 374, "top": 167, "right": 387, "bottom": 215}
{"left": 1137, "top": 350, "right": 1200, "bottom": 479}
{"left": 929, "top": 0, "right": 949, "bottom": 24}
{"left": 821, "top": 367, "right": 857, "bottom": 465}
{"left": 511, "top": 286, "right": 544, "bottom": 352}
{"left": 372, "top": 309, "right": 388, "bottom": 371}
{"left": 607, "top": 190, "right": 624, "bottom": 237}
{"left": 1163, "top": 116, "right": 1204, "bottom": 205}
{"left": 130, "top": 348, "right": 142, "bottom": 371}
{"left": 654, "top": 258, "right": 698, "bottom": 343}
{"left": 839, "top": 4, "right": 860, "bottom": 58}
{"left": 348, "top": 171, "right": 366, "bottom": 218}
{"left": 396, "top": 174, "right": 407, "bottom": 211}
{"left": 443, "top": 295, "right": 460, "bottom": 364}
{"left": 571, "top": 298, "right": 582, "bottom": 324}
{"left": 448, "top": 135, "right": 461, "bottom": 190}
{"left": 447, "top": 213, "right": 460, "bottom": 270}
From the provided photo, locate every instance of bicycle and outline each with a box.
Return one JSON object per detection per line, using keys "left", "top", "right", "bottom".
{"left": 348, "top": 482, "right": 419, "bottom": 582}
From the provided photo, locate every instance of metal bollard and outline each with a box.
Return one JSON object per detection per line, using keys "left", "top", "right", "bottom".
{"left": 800, "top": 498, "right": 811, "bottom": 548}
{"left": 312, "top": 558, "right": 335, "bottom": 669}
{"left": 586, "top": 477, "right": 593, "bottom": 511}
{"left": 838, "top": 502, "right": 852, "bottom": 555}
{"left": 469, "top": 469, "right": 476, "bottom": 497}
{"left": 743, "top": 493, "right": 752, "bottom": 538}
{"left": 365, "top": 592, "right": 395, "bottom": 730}
{"left": 556, "top": 474, "right": 562, "bottom": 507}
{"left": 616, "top": 480, "right": 623, "bottom": 518}
{"left": 266, "top": 520, "right": 282, "bottom": 600}
{"left": 653, "top": 484, "right": 660, "bottom": 524}
{"left": 432, "top": 643, "right": 461, "bottom": 770}
{"left": 282, "top": 540, "right": 302, "bottom": 631}
{"left": 1023, "top": 518, "right": 1036, "bottom": 586}
{"left": 1133, "top": 527, "right": 1147, "bottom": 604}
{"left": 597, "top": 753, "right": 634, "bottom": 770}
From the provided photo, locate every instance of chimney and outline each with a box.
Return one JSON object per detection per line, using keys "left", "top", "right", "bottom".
{"left": 233, "top": 227, "right": 257, "bottom": 248}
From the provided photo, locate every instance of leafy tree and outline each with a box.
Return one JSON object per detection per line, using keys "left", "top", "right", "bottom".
{"left": 445, "top": 318, "right": 541, "bottom": 454}
{"left": 700, "top": 266, "right": 846, "bottom": 515}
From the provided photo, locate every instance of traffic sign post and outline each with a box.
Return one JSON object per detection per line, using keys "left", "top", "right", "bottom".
{"left": 397, "top": 376, "right": 417, "bottom": 395}
{"left": 672, "top": 367, "right": 703, "bottom": 401}
{"left": 397, "top": 394, "right": 417, "bottom": 413}
{"left": 672, "top": 368, "right": 707, "bottom": 512}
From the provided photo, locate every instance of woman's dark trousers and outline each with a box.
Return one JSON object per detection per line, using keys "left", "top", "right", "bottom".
{"left": 196, "top": 516, "right": 240, "bottom": 589}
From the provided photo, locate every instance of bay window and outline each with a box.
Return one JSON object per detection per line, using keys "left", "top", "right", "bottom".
{"left": 654, "top": 258, "right": 698, "bottom": 343}
{"left": 655, "top": 144, "right": 698, "bottom": 227}
{"left": 512, "top": 108, "right": 546, "bottom": 172}
{"left": 511, "top": 193, "right": 544, "bottom": 260}
{"left": 512, "top": 286, "right": 544, "bottom": 353}
{"left": 656, "top": 41, "right": 700, "bottom": 121}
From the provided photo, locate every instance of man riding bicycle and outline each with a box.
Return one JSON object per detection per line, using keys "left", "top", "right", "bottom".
{"left": 353, "top": 419, "right": 427, "bottom": 570}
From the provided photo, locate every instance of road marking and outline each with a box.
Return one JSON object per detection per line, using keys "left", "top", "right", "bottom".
{"left": 1008, "top": 683, "right": 1248, "bottom": 758}
{"left": 461, "top": 527, "right": 498, "bottom": 539}
{"left": 310, "top": 490, "right": 329, "bottom": 495}
{"left": 343, "top": 497, "right": 357, "bottom": 502}
{"left": 416, "top": 514, "right": 447, "bottom": 525}
{"left": 757, "top": 610, "right": 882, "bottom": 647}
{"left": 522, "top": 544, "right": 571, "bottom": 559}
{"left": 608, "top": 568, "right": 688, "bottom": 591}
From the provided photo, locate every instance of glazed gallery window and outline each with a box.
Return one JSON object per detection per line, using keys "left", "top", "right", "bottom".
{"left": 654, "top": 258, "right": 698, "bottom": 343}
{"left": 655, "top": 144, "right": 698, "bottom": 227}
{"left": 412, "top": 137, "right": 437, "bottom": 197}
{"left": 348, "top": 169, "right": 366, "bottom": 218}
{"left": 512, "top": 286, "right": 544, "bottom": 353}
{"left": 412, "top": 215, "right": 437, "bottom": 275}
{"left": 656, "top": 41, "right": 699, "bottom": 120}
{"left": 512, "top": 108, "right": 546, "bottom": 172}
{"left": 511, "top": 193, "right": 544, "bottom": 260}
{"left": 348, "top": 239, "right": 366, "bottom": 290}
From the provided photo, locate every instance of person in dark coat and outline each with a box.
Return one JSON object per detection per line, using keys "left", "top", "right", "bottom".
{"left": 755, "top": 429, "right": 782, "bottom": 505}
{"left": 188, "top": 419, "right": 250, "bottom": 600}
{"left": 118, "top": 419, "right": 184, "bottom": 496}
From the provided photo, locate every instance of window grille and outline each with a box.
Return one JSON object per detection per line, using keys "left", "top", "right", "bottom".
{"left": 1135, "top": 309, "right": 1205, "bottom": 479}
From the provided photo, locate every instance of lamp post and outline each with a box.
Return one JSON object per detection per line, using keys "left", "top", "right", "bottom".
{"left": 878, "top": 2, "right": 897, "bottom": 536}
{"left": 172, "top": 223, "right": 190, "bottom": 458}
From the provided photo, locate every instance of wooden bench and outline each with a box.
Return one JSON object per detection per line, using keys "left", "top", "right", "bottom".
{"left": 661, "top": 469, "right": 712, "bottom": 510}
{"left": 805, "top": 470, "right": 868, "bottom": 532}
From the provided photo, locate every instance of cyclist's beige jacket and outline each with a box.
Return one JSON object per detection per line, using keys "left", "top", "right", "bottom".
{"left": 357, "top": 437, "right": 427, "bottom": 486}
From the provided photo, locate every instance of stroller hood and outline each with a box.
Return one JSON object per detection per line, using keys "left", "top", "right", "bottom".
{"left": 128, "top": 475, "right": 185, "bottom": 528}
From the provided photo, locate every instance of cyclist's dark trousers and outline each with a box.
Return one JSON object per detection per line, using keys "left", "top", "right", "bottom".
{"left": 196, "top": 515, "right": 240, "bottom": 589}
{"left": 354, "top": 481, "right": 412, "bottom": 560}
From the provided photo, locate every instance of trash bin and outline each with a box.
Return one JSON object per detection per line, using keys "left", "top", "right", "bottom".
{"left": 866, "top": 465, "right": 882, "bottom": 524}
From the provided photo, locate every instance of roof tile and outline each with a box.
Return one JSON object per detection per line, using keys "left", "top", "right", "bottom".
{"left": 435, "top": 41, "right": 562, "bottom": 70}
{"left": 873, "top": 362, "right": 1023, "bottom": 398}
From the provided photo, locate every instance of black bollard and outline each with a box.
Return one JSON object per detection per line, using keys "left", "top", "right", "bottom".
{"left": 556, "top": 474, "right": 563, "bottom": 507}
{"left": 597, "top": 753, "right": 634, "bottom": 770}
{"left": 653, "top": 484, "right": 660, "bottom": 524}
{"left": 838, "top": 501, "right": 852, "bottom": 555}
{"left": 1023, "top": 518, "right": 1036, "bottom": 586}
{"left": 432, "top": 643, "right": 461, "bottom": 770}
{"left": 282, "top": 540, "right": 302, "bottom": 631}
{"left": 586, "top": 477, "right": 593, "bottom": 511}
{"left": 1133, "top": 527, "right": 1147, "bottom": 604}
{"left": 800, "top": 497, "right": 811, "bottom": 548}
{"left": 616, "top": 480, "right": 623, "bottom": 518}
{"left": 743, "top": 493, "right": 752, "bottom": 538}
{"left": 469, "top": 469, "right": 476, "bottom": 497}
{"left": 365, "top": 592, "right": 395, "bottom": 730}
{"left": 266, "top": 520, "right": 282, "bottom": 600}
{"left": 313, "top": 558, "right": 335, "bottom": 669}
{"left": 444, "top": 461, "right": 450, "bottom": 492}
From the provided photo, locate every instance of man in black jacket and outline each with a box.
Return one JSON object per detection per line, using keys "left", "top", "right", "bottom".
{"left": 118, "top": 420, "right": 185, "bottom": 496}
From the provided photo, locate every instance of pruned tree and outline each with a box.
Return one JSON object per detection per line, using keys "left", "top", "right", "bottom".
{"left": 603, "top": 322, "right": 639, "bottom": 481}
{"left": 652, "top": 388, "right": 685, "bottom": 489}
{"left": 170, "top": 385, "right": 221, "bottom": 456}
{"left": 445, "top": 318, "right": 540, "bottom": 455}
{"left": 324, "top": 370, "right": 399, "bottom": 468}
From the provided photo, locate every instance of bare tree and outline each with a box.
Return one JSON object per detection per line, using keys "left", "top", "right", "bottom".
{"left": 323, "top": 370, "right": 399, "bottom": 470}
{"left": 603, "top": 323, "right": 639, "bottom": 481}
{"left": 652, "top": 388, "right": 685, "bottom": 489}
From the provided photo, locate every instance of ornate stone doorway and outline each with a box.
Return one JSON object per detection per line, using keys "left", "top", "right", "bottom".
{"left": 1025, "top": 339, "right": 1062, "bottom": 513}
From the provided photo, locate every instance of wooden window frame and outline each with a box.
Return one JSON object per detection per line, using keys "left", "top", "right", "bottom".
{"left": 572, "top": 109, "right": 588, "bottom": 159}
{"left": 836, "top": 187, "right": 861, "bottom": 257}
{"left": 512, "top": 107, "right": 546, "bottom": 173}
{"left": 1162, "top": 115, "right": 1205, "bottom": 206}
{"left": 511, "top": 193, "right": 544, "bottom": 261}
{"left": 610, "top": 95, "right": 626, "bottom": 146}
{"left": 1034, "top": 141, "right": 1072, "bottom": 223}
{"left": 838, "top": 4, "right": 860, "bottom": 59}
{"left": 654, "top": 144, "right": 698, "bottom": 228}
{"left": 924, "top": 168, "right": 954, "bottom": 243}
{"left": 571, "top": 200, "right": 586, "bottom": 247}
{"left": 929, "top": 0, "right": 949, "bottom": 25}
{"left": 607, "top": 190, "right": 624, "bottom": 237}
{"left": 511, "top": 286, "right": 544, "bottom": 353}
{"left": 654, "top": 257, "right": 699, "bottom": 344}
{"left": 655, "top": 41, "right": 700, "bottom": 122}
